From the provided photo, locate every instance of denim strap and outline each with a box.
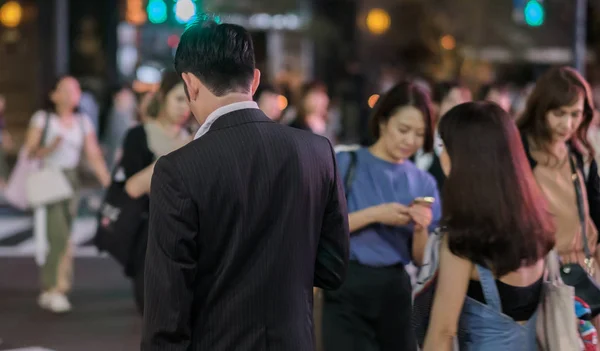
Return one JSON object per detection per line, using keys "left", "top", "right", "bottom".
{"left": 476, "top": 264, "right": 502, "bottom": 312}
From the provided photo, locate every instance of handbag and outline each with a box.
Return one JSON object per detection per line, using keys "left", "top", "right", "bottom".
{"left": 560, "top": 155, "right": 600, "bottom": 317}
{"left": 94, "top": 127, "right": 152, "bottom": 270}
{"left": 4, "top": 148, "right": 38, "bottom": 210}
{"left": 94, "top": 173, "right": 149, "bottom": 268}
{"left": 537, "top": 250, "right": 582, "bottom": 351}
{"left": 411, "top": 228, "right": 443, "bottom": 347}
{"left": 25, "top": 112, "right": 73, "bottom": 207}
{"left": 26, "top": 167, "right": 74, "bottom": 207}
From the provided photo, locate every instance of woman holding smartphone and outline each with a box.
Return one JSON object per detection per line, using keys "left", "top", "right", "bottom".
{"left": 321, "top": 81, "right": 441, "bottom": 351}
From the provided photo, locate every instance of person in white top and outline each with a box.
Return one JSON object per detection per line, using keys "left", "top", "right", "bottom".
{"left": 124, "top": 71, "right": 192, "bottom": 200}
{"left": 414, "top": 81, "right": 472, "bottom": 191}
{"left": 115, "top": 71, "right": 192, "bottom": 314}
{"left": 23, "top": 76, "right": 110, "bottom": 313}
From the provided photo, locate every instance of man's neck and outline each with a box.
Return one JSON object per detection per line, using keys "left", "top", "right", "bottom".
{"left": 196, "top": 93, "right": 254, "bottom": 125}
{"left": 212, "top": 93, "right": 253, "bottom": 111}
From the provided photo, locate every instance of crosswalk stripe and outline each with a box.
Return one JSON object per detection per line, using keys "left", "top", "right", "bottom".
{"left": 3, "top": 347, "right": 56, "bottom": 350}
{"left": 71, "top": 218, "right": 98, "bottom": 245}
{"left": 0, "top": 218, "right": 32, "bottom": 240}
{"left": 0, "top": 246, "right": 104, "bottom": 257}
{"left": 0, "top": 228, "right": 32, "bottom": 246}
{"left": 0, "top": 188, "right": 107, "bottom": 257}
{"left": 14, "top": 218, "right": 97, "bottom": 252}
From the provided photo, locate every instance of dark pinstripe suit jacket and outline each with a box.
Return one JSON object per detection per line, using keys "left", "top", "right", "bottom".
{"left": 141, "top": 108, "right": 350, "bottom": 351}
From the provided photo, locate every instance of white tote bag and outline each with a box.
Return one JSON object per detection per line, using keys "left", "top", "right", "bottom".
{"left": 536, "top": 250, "right": 582, "bottom": 351}
{"left": 4, "top": 148, "right": 40, "bottom": 210}
{"left": 26, "top": 166, "right": 74, "bottom": 207}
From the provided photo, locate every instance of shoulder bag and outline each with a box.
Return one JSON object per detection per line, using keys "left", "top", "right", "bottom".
{"left": 537, "top": 250, "right": 582, "bottom": 351}
{"left": 560, "top": 155, "right": 600, "bottom": 317}
{"left": 25, "top": 112, "right": 74, "bottom": 207}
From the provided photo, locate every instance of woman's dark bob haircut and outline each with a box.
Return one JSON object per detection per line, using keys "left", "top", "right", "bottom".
{"left": 518, "top": 66, "right": 595, "bottom": 157}
{"left": 368, "top": 81, "right": 435, "bottom": 152}
{"left": 439, "top": 101, "right": 555, "bottom": 276}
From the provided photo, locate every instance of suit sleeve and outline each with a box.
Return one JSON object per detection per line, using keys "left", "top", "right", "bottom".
{"left": 141, "top": 156, "right": 198, "bottom": 351}
{"left": 314, "top": 140, "right": 350, "bottom": 290}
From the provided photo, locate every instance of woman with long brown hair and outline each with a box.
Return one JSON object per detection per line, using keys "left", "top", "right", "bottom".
{"left": 424, "top": 102, "right": 555, "bottom": 350}
{"left": 519, "top": 66, "right": 600, "bottom": 332}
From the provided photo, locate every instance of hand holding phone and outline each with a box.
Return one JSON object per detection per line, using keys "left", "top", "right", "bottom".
{"left": 411, "top": 197, "right": 435, "bottom": 208}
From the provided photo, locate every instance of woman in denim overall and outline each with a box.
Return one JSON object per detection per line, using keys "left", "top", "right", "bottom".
{"left": 457, "top": 265, "right": 538, "bottom": 350}
{"left": 423, "top": 102, "right": 555, "bottom": 350}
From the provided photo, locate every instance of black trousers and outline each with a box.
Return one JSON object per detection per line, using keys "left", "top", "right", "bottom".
{"left": 322, "top": 261, "right": 417, "bottom": 351}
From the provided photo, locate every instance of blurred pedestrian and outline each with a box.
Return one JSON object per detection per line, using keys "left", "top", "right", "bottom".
{"left": 253, "top": 83, "right": 283, "bottom": 121}
{"left": 414, "top": 81, "right": 472, "bottom": 191}
{"left": 118, "top": 71, "right": 191, "bottom": 313}
{"left": 478, "top": 83, "right": 512, "bottom": 113}
{"left": 288, "top": 81, "right": 331, "bottom": 139}
{"left": 23, "top": 76, "right": 110, "bottom": 313}
{"left": 0, "top": 95, "right": 13, "bottom": 187}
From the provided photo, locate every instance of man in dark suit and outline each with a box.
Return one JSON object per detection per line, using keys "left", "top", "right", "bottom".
{"left": 141, "top": 18, "right": 350, "bottom": 351}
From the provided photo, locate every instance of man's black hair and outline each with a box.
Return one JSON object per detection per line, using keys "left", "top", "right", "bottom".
{"left": 174, "top": 16, "right": 255, "bottom": 97}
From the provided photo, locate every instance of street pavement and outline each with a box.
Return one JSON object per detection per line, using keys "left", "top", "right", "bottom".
{"left": 0, "top": 257, "right": 141, "bottom": 351}
{"left": 0, "top": 189, "right": 142, "bottom": 350}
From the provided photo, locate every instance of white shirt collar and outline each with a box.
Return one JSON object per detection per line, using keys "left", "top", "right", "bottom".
{"left": 194, "top": 101, "right": 259, "bottom": 140}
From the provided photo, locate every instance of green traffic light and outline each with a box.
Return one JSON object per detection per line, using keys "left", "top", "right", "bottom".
{"left": 524, "top": 0, "right": 544, "bottom": 27}
{"left": 147, "top": 0, "right": 168, "bottom": 24}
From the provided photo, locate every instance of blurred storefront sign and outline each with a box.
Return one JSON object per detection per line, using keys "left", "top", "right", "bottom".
{"left": 117, "top": 10, "right": 313, "bottom": 83}
{"left": 461, "top": 46, "right": 594, "bottom": 64}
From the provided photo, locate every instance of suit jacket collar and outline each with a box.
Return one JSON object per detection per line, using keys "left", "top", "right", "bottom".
{"left": 207, "top": 107, "right": 272, "bottom": 133}
{"left": 194, "top": 101, "right": 264, "bottom": 140}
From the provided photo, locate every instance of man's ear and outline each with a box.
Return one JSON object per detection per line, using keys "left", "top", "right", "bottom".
{"left": 181, "top": 72, "right": 199, "bottom": 101}
{"left": 250, "top": 69, "right": 261, "bottom": 96}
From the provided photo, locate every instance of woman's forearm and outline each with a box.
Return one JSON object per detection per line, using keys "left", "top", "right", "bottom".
{"left": 90, "top": 154, "right": 111, "bottom": 188}
{"left": 125, "top": 162, "right": 156, "bottom": 198}
{"left": 423, "top": 332, "right": 455, "bottom": 351}
{"left": 349, "top": 207, "right": 378, "bottom": 233}
{"left": 412, "top": 226, "right": 429, "bottom": 266}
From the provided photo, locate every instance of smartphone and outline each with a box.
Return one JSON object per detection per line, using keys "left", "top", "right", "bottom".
{"left": 412, "top": 197, "right": 435, "bottom": 207}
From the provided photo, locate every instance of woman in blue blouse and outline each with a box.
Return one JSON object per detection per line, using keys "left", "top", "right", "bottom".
{"left": 322, "top": 81, "right": 441, "bottom": 351}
